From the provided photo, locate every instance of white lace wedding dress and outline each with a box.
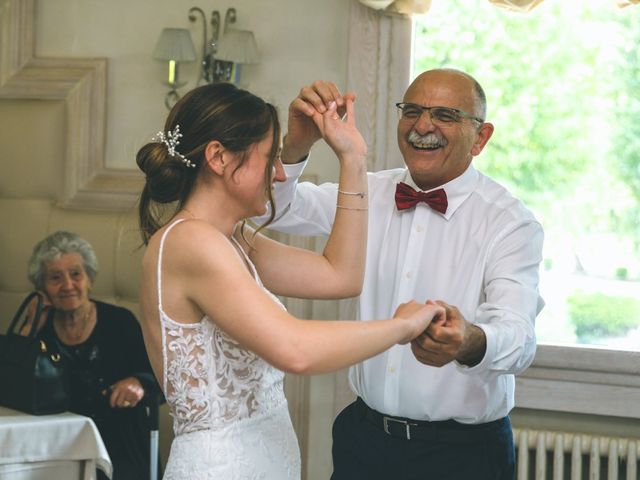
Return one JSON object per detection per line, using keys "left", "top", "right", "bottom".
{"left": 157, "top": 220, "right": 301, "bottom": 479}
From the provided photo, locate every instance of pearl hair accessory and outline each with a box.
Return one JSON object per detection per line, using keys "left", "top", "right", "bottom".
{"left": 152, "top": 125, "right": 196, "bottom": 168}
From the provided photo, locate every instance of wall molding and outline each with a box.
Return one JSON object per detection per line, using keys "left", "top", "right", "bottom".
{"left": 0, "top": 0, "right": 142, "bottom": 211}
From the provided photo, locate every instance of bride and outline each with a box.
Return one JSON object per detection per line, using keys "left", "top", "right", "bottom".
{"left": 136, "top": 82, "right": 444, "bottom": 479}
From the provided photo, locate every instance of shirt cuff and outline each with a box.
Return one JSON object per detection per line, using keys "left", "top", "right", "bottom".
{"left": 454, "top": 323, "right": 496, "bottom": 375}
{"left": 284, "top": 156, "right": 309, "bottom": 177}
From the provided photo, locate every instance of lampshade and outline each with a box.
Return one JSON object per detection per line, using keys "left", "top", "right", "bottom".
{"left": 153, "top": 28, "right": 197, "bottom": 62}
{"left": 357, "top": 0, "right": 395, "bottom": 9}
{"left": 216, "top": 29, "right": 260, "bottom": 64}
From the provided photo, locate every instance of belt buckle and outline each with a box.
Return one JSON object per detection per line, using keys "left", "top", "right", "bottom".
{"left": 382, "top": 416, "right": 417, "bottom": 440}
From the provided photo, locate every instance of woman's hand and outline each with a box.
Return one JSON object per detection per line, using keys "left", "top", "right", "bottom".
{"left": 104, "top": 377, "right": 145, "bottom": 409}
{"left": 411, "top": 301, "right": 487, "bottom": 368}
{"left": 310, "top": 99, "right": 367, "bottom": 160}
{"left": 283, "top": 81, "right": 356, "bottom": 164}
{"left": 393, "top": 300, "right": 446, "bottom": 345}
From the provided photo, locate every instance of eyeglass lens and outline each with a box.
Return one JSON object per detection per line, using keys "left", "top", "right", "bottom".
{"left": 396, "top": 103, "right": 482, "bottom": 124}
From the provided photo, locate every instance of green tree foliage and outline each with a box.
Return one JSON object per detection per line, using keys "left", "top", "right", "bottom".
{"left": 413, "top": 0, "right": 638, "bottom": 219}
{"left": 611, "top": 10, "right": 640, "bottom": 248}
{"left": 567, "top": 291, "right": 640, "bottom": 342}
{"left": 414, "top": 1, "right": 640, "bottom": 349}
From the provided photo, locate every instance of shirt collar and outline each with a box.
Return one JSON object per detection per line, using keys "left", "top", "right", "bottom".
{"left": 401, "top": 164, "right": 479, "bottom": 220}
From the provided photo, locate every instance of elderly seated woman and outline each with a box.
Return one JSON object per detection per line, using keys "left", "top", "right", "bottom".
{"left": 24, "top": 230, "right": 162, "bottom": 480}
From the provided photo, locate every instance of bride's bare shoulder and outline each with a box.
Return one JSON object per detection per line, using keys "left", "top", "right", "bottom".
{"left": 143, "top": 219, "right": 234, "bottom": 270}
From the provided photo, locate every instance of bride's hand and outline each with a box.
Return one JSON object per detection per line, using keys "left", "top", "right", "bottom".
{"left": 393, "top": 301, "right": 446, "bottom": 345}
{"left": 310, "top": 99, "right": 367, "bottom": 160}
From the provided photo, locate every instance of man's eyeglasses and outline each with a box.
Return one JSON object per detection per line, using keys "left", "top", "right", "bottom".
{"left": 395, "top": 102, "right": 484, "bottom": 126}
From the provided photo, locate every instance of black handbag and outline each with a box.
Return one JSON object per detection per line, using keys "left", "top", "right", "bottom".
{"left": 0, "top": 291, "right": 69, "bottom": 415}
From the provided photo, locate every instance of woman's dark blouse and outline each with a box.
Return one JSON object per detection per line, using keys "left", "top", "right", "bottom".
{"left": 38, "top": 300, "right": 162, "bottom": 480}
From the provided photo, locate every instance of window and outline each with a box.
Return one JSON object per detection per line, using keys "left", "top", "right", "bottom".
{"left": 413, "top": 0, "right": 640, "bottom": 352}
{"left": 408, "top": 0, "right": 640, "bottom": 418}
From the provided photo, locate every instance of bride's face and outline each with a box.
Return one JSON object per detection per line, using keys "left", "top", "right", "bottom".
{"left": 227, "top": 131, "right": 286, "bottom": 217}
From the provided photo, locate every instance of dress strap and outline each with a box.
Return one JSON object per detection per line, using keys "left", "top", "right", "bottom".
{"left": 157, "top": 219, "right": 186, "bottom": 310}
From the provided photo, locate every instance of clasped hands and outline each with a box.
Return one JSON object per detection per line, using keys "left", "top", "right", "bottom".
{"left": 284, "top": 80, "right": 365, "bottom": 164}
{"left": 397, "top": 300, "right": 487, "bottom": 368}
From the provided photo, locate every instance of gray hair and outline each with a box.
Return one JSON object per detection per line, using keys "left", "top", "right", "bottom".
{"left": 27, "top": 231, "right": 98, "bottom": 291}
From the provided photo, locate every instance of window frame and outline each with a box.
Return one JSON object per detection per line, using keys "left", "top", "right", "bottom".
{"left": 516, "top": 345, "right": 640, "bottom": 418}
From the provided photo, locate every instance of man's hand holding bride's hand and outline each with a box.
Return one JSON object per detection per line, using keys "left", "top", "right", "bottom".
{"left": 410, "top": 301, "right": 487, "bottom": 368}
{"left": 393, "top": 300, "right": 446, "bottom": 345}
{"left": 284, "top": 80, "right": 357, "bottom": 164}
{"left": 309, "top": 99, "right": 367, "bottom": 160}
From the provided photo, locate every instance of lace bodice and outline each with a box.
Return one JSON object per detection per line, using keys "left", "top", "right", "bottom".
{"left": 157, "top": 220, "right": 287, "bottom": 437}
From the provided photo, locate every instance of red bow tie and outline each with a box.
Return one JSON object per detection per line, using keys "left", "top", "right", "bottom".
{"left": 395, "top": 182, "right": 448, "bottom": 214}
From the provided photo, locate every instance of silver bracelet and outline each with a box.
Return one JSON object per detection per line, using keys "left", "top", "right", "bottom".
{"left": 336, "top": 204, "right": 368, "bottom": 211}
{"left": 338, "top": 190, "right": 367, "bottom": 199}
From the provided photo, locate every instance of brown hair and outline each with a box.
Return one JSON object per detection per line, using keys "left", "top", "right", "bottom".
{"left": 136, "top": 83, "right": 280, "bottom": 244}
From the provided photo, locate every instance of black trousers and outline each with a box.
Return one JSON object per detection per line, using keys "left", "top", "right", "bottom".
{"left": 331, "top": 398, "right": 515, "bottom": 480}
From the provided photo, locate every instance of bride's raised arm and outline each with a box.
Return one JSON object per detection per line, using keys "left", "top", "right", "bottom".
{"left": 242, "top": 99, "right": 369, "bottom": 300}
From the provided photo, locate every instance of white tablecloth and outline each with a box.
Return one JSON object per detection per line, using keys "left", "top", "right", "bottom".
{"left": 0, "top": 406, "right": 112, "bottom": 480}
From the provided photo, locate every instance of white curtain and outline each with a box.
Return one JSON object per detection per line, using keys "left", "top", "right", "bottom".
{"left": 346, "top": 0, "right": 412, "bottom": 171}
{"left": 358, "top": 0, "right": 432, "bottom": 14}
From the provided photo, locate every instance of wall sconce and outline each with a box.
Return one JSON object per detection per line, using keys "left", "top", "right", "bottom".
{"left": 216, "top": 27, "right": 260, "bottom": 84}
{"left": 153, "top": 28, "right": 197, "bottom": 109}
{"left": 188, "top": 7, "right": 259, "bottom": 85}
{"left": 153, "top": 8, "right": 259, "bottom": 109}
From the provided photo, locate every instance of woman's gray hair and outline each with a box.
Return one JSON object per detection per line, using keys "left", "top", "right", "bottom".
{"left": 27, "top": 231, "right": 99, "bottom": 291}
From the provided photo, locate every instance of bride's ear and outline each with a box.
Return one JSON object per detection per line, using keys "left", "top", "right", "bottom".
{"left": 204, "top": 140, "right": 227, "bottom": 176}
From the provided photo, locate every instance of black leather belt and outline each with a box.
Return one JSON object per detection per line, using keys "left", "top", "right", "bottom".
{"left": 357, "top": 398, "right": 505, "bottom": 444}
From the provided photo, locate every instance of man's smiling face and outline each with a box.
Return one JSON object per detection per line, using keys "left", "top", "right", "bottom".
{"left": 397, "top": 70, "right": 493, "bottom": 191}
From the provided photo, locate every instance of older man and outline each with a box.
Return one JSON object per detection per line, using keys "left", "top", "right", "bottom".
{"left": 266, "top": 69, "right": 544, "bottom": 480}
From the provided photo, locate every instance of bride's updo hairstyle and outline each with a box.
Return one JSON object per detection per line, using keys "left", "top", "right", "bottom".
{"left": 136, "top": 82, "right": 280, "bottom": 244}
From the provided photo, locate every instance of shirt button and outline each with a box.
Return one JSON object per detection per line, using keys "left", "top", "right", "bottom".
{"left": 416, "top": 225, "right": 424, "bottom": 233}
{"left": 388, "top": 366, "right": 396, "bottom": 373}
{"left": 405, "top": 271, "right": 412, "bottom": 279}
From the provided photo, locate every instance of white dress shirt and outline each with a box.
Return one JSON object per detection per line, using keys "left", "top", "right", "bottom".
{"left": 263, "top": 160, "right": 544, "bottom": 424}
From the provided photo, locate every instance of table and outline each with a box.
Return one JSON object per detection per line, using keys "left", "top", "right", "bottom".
{"left": 0, "top": 406, "right": 112, "bottom": 480}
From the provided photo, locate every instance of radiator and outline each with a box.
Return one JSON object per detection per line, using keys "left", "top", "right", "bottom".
{"left": 514, "top": 428, "right": 640, "bottom": 480}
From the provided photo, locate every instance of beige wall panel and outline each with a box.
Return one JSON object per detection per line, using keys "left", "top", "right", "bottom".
{"left": 0, "top": 198, "right": 53, "bottom": 292}
{"left": 113, "top": 209, "right": 144, "bottom": 302}
{"left": 35, "top": 0, "right": 349, "bottom": 185}
{"left": 0, "top": 99, "right": 64, "bottom": 199}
